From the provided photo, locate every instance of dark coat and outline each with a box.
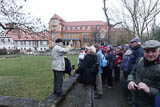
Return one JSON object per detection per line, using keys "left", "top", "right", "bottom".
{"left": 76, "top": 54, "right": 98, "bottom": 85}
{"left": 126, "top": 45, "right": 143, "bottom": 72}
{"left": 105, "top": 50, "right": 116, "bottom": 70}
{"left": 128, "top": 57, "right": 160, "bottom": 107}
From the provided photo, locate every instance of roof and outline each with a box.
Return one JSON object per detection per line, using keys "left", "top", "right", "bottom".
{"left": 51, "top": 14, "right": 66, "bottom": 22}
{"left": 7, "top": 30, "right": 49, "bottom": 41}
{"left": 63, "top": 21, "right": 107, "bottom": 26}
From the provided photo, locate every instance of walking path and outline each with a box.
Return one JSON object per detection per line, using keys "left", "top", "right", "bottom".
{"left": 59, "top": 81, "right": 131, "bottom": 107}
{"left": 95, "top": 82, "right": 131, "bottom": 107}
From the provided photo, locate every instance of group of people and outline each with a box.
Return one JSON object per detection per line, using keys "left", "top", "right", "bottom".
{"left": 51, "top": 38, "right": 160, "bottom": 107}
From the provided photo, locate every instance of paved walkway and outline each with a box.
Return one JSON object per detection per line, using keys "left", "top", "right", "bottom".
{"left": 59, "top": 81, "right": 131, "bottom": 107}
{"left": 95, "top": 82, "right": 131, "bottom": 107}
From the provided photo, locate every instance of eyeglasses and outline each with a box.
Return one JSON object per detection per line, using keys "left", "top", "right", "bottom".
{"left": 144, "top": 49, "right": 158, "bottom": 53}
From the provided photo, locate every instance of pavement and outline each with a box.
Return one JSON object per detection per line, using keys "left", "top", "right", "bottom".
{"left": 95, "top": 82, "right": 131, "bottom": 107}
{"left": 59, "top": 81, "right": 132, "bottom": 107}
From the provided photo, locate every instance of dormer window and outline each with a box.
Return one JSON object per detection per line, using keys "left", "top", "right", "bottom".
{"left": 51, "top": 18, "right": 58, "bottom": 24}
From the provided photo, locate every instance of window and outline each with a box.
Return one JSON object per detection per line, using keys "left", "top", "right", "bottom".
{"left": 20, "top": 41, "right": 23, "bottom": 45}
{"left": 101, "top": 33, "right": 105, "bottom": 38}
{"left": 68, "top": 27, "right": 71, "bottom": 30}
{"left": 77, "top": 27, "right": 80, "bottom": 30}
{"left": 1, "top": 39, "right": 5, "bottom": 43}
{"left": 64, "top": 34, "right": 67, "bottom": 39}
{"left": 52, "top": 42, "right": 55, "bottom": 45}
{"left": 52, "top": 26, "right": 56, "bottom": 31}
{"left": 52, "top": 33, "right": 56, "bottom": 39}
{"left": 82, "top": 26, "right": 85, "bottom": 30}
{"left": 88, "top": 26, "right": 91, "bottom": 30}
{"left": 72, "top": 27, "right": 75, "bottom": 31}
{"left": 96, "top": 25, "right": 99, "bottom": 30}
{"left": 51, "top": 18, "right": 58, "bottom": 24}
{"left": 70, "top": 34, "right": 72, "bottom": 39}
{"left": 75, "top": 34, "right": 78, "bottom": 39}
{"left": 63, "top": 26, "right": 65, "bottom": 30}
{"left": 8, "top": 39, "right": 10, "bottom": 42}
{"left": 83, "top": 35, "right": 89, "bottom": 42}
{"left": 40, "top": 41, "right": 43, "bottom": 45}
{"left": 24, "top": 41, "right": 26, "bottom": 45}
{"left": 29, "top": 41, "right": 31, "bottom": 45}
{"left": 96, "top": 34, "right": 98, "bottom": 38}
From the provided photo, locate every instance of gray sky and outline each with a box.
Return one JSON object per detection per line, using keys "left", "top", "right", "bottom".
{"left": 21, "top": 0, "right": 118, "bottom": 27}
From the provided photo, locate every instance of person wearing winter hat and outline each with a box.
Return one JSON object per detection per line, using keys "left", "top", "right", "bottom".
{"left": 128, "top": 40, "right": 160, "bottom": 107}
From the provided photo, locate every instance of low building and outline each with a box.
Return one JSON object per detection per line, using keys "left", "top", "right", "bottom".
{"left": 0, "top": 30, "right": 49, "bottom": 54}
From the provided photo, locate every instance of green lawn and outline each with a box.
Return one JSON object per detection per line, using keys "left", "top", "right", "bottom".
{"left": 0, "top": 55, "right": 78, "bottom": 100}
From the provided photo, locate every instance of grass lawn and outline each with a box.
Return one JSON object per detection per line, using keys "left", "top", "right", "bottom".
{"left": 0, "top": 55, "right": 78, "bottom": 100}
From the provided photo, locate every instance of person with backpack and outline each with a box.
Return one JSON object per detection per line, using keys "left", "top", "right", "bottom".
{"left": 94, "top": 44, "right": 107, "bottom": 99}
{"left": 105, "top": 45, "right": 115, "bottom": 88}
{"left": 128, "top": 40, "right": 160, "bottom": 107}
{"left": 75, "top": 46, "right": 98, "bottom": 107}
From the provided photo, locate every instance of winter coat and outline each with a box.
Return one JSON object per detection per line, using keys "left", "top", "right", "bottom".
{"left": 105, "top": 50, "right": 116, "bottom": 70}
{"left": 126, "top": 45, "right": 143, "bottom": 72}
{"left": 128, "top": 57, "right": 160, "bottom": 107}
{"left": 97, "top": 50, "right": 105, "bottom": 74}
{"left": 52, "top": 44, "right": 71, "bottom": 71}
{"left": 120, "top": 54, "right": 130, "bottom": 71}
{"left": 76, "top": 54, "right": 98, "bottom": 85}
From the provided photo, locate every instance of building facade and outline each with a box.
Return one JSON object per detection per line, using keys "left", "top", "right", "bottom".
{"left": 49, "top": 14, "right": 110, "bottom": 48}
{"left": 0, "top": 30, "right": 49, "bottom": 54}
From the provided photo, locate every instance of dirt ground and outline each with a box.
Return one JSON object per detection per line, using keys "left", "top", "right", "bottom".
{"left": 59, "top": 81, "right": 131, "bottom": 107}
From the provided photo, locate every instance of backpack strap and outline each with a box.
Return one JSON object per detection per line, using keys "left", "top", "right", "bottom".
{"left": 136, "top": 57, "right": 143, "bottom": 65}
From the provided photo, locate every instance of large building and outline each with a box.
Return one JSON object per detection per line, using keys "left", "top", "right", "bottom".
{"left": 0, "top": 30, "right": 49, "bottom": 54}
{"left": 49, "top": 14, "right": 111, "bottom": 48}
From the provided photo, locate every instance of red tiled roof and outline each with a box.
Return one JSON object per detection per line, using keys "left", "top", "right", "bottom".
{"left": 63, "top": 21, "right": 107, "bottom": 26}
{"left": 51, "top": 14, "right": 66, "bottom": 22}
{"left": 7, "top": 30, "right": 49, "bottom": 41}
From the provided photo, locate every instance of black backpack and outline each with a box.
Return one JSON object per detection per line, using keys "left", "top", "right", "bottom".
{"left": 64, "top": 57, "right": 72, "bottom": 75}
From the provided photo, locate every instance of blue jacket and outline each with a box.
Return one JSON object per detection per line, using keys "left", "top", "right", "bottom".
{"left": 120, "top": 54, "right": 129, "bottom": 71}
{"left": 126, "top": 45, "right": 143, "bottom": 72}
{"left": 97, "top": 50, "right": 104, "bottom": 74}
{"left": 155, "top": 86, "right": 160, "bottom": 107}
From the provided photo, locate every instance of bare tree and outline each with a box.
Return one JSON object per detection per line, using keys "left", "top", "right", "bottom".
{"left": 120, "top": 0, "right": 160, "bottom": 41}
{"left": 103, "top": 0, "right": 122, "bottom": 44}
{"left": 0, "top": 0, "right": 46, "bottom": 35}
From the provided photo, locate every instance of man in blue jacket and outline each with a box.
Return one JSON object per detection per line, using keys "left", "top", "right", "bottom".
{"left": 126, "top": 37, "right": 144, "bottom": 73}
{"left": 94, "top": 44, "right": 105, "bottom": 99}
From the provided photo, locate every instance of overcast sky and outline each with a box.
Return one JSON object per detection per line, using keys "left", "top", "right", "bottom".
{"left": 21, "top": 0, "right": 118, "bottom": 27}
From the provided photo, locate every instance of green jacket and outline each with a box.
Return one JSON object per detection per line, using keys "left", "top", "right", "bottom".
{"left": 128, "top": 57, "right": 160, "bottom": 107}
